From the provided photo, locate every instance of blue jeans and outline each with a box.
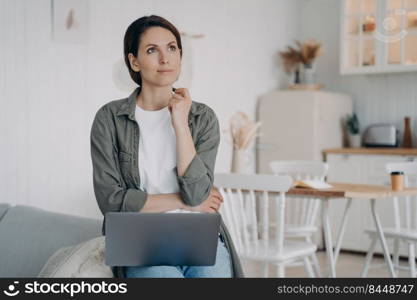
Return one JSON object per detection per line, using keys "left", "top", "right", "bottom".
{"left": 125, "top": 236, "right": 232, "bottom": 278}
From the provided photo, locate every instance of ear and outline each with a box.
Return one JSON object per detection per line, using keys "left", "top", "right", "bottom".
{"left": 128, "top": 53, "right": 140, "bottom": 72}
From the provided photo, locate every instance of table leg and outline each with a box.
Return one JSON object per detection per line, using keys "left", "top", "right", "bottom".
{"left": 322, "top": 199, "right": 336, "bottom": 277}
{"left": 370, "top": 198, "right": 396, "bottom": 277}
{"left": 334, "top": 198, "right": 352, "bottom": 263}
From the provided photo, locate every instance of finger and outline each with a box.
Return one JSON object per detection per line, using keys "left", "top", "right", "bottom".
{"left": 210, "top": 194, "right": 223, "bottom": 203}
{"left": 214, "top": 202, "right": 221, "bottom": 211}
{"left": 210, "top": 191, "right": 222, "bottom": 198}
{"left": 174, "top": 90, "right": 192, "bottom": 105}
{"left": 210, "top": 197, "right": 222, "bottom": 206}
{"left": 171, "top": 93, "right": 185, "bottom": 101}
{"left": 174, "top": 88, "right": 185, "bottom": 97}
{"left": 210, "top": 190, "right": 224, "bottom": 202}
{"left": 211, "top": 189, "right": 223, "bottom": 200}
{"left": 210, "top": 207, "right": 219, "bottom": 213}
{"left": 208, "top": 207, "right": 217, "bottom": 214}
{"left": 174, "top": 88, "right": 190, "bottom": 99}
{"left": 210, "top": 198, "right": 221, "bottom": 208}
{"left": 209, "top": 202, "right": 221, "bottom": 212}
{"left": 209, "top": 203, "right": 217, "bottom": 210}
{"left": 203, "top": 205, "right": 215, "bottom": 213}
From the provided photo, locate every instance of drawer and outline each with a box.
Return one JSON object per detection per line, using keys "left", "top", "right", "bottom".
{"left": 327, "top": 154, "right": 365, "bottom": 184}
{"left": 367, "top": 155, "right": 417, "bottom": 185}
{"left": 366, "top": 155, "right": 405, "bottom": 177}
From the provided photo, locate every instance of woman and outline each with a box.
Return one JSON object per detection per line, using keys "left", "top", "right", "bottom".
{"left": 90, "top": 15, "right": 243, "bottom": 278}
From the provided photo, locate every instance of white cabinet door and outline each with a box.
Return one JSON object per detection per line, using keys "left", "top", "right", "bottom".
{"left": 327, "top": 154, "right": 369, "bottom": 252}
{"left": 327, "top": 153, "right": 417, "bottom": 256}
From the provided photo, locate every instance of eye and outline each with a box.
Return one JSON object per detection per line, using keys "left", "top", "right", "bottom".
{"left": 169, "top": 45, "right": 177, "bottom": 52}
{"left": 146, "top": 47, "right": 156, "bottom": 54}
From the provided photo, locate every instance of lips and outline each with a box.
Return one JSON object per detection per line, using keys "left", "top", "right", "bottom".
{"left": 157, "top": 70, "right": 174, "bottom": 73}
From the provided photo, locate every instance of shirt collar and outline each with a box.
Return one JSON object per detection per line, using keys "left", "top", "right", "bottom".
{"left": 116, "top": 86, "right": 203, "bottom": 122}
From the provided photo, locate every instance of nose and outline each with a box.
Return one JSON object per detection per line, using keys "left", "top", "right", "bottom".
{"left": 159, "top": 51, "right": 169, "bottom": 64}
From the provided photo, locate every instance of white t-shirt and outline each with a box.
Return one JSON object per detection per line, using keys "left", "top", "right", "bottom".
{"left": 135, "top": 104, "right": 180, "bottom": 194}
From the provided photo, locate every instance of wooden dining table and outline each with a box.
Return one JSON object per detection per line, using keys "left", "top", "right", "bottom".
{"left": 287, "top": 182, "right": 417, "bottom": 278}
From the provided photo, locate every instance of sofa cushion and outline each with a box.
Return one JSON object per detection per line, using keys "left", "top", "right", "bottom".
{"left": 0, "top": 205, "right": 102, "bottom": 277}
{"left": 38, "top": 236, "right": 113, "bottom": 277}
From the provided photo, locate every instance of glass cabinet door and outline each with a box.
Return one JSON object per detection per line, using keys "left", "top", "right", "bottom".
{"left": 383, "top": 0, "right": 417, "bottom": 65}
{"left": 341, "top": 0, "right": 417, "bottom": 73}
{"left": 405, "top": 0, "right": 417, "bottom": 64}
{"left": 344, "top": 0, "right": 377, "bottom": 68}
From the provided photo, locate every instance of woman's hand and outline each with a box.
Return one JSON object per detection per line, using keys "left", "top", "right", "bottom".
{"left": 168, "top": 88, "right": 192, "bottom": 130}
{"left": 188, "top": 188, "right": 224, "bottom": 213}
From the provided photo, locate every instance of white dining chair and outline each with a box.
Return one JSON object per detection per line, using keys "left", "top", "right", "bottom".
{"left": 214, "top": 173, "right": 317, "bottom": 278}
{"left": 362, "top": 162, "right": 417, "bottom": 277}
{"left": 269, "top": 160, "right": 328, "bottom": 277}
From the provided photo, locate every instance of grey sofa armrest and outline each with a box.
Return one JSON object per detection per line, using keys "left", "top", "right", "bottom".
{"left": 0, "top": 204, "right": 102, "bottom": 277}
{"left": 0, "top": 203, "right": 11, "bottom": 222}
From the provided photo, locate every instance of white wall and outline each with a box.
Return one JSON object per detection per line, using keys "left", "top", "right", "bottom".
{"left": 0, "top": 0, "right": 301, "bottom": 218}
{"left": 300, "top": 0, "right": 417, "bottom": 145}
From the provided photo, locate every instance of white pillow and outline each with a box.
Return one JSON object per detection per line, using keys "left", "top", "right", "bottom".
{"left": 38, "top": 236, "right": 113, "bottom": 278}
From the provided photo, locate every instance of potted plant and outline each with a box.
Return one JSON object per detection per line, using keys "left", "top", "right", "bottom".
{"left": 297, "top": 39, "right": 322, "bottom": 85}
{"left": 279, "top": 45, "right": 302, "bottom": 85}
{"left": 279, "top": 39, "right": 323, "bottom": 88}
{"left": 346, "top": 113, "right": 361, "bottom": 148}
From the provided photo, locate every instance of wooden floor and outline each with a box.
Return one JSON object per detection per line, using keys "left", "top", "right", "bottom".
{"left": 241, "top": 250, "right": 414, "bottom": 277}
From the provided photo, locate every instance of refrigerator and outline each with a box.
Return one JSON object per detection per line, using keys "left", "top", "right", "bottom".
{"left": 256, "top": 90, "right": 353, "bottom": 173}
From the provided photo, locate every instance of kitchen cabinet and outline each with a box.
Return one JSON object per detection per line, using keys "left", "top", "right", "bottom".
{"left": 341, "top": 0, "right": 417, "bottom": 74}
{"left": 325, "top": 148, "right": 417, "bottom": 256}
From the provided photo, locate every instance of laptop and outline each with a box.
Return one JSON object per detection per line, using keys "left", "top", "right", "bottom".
{"left": 104, "top": 212, "right": 221, "bottom": 267}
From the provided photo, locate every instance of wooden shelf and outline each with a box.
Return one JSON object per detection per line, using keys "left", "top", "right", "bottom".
{"left": 287, "top": 84, "right": 324, "bottom": 91}
{"left": 323, "top": 147, "right": 417, "bottom": 156}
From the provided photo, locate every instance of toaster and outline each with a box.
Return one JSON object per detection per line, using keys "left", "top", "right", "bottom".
{"left": 363, "top": 124, "right": 399, "bottom": 147}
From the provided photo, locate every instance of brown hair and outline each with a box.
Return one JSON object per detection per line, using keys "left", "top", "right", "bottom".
{"left": 123, "top": 15, "right": 183, "bottom": 86}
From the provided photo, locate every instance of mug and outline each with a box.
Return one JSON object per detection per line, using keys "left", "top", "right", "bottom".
{"left": 390, "top": 171, "right": 404, "bottom": 191}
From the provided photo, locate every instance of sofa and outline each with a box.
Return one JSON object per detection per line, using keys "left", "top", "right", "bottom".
{"left": 0, "top": 203, "right": 103, "bottom": 277}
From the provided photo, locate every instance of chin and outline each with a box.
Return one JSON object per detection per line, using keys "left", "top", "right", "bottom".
{"left": 153, "top": 79, "right": 177, "bottom": 87}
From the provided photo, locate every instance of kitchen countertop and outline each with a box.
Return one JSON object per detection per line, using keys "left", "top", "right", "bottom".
{"left": 323, "top": 148, "right": 417, "bottom": 156}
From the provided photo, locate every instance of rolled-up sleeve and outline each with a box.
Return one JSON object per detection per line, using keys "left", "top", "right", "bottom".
{"left": 90, "top": 107, "right": 148, "bottom": 216}
{"left": 177, "top": 107, "right": 220, "bottom": 207}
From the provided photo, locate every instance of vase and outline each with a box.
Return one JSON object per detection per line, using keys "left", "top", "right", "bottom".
{"left": 402, "top": 116, "right": 413, "bottom": 148}
{"left": 231, "top": 149, "right": 249, "bottom": 173}
{"left": 291, "top": 68, "right": 301, "bottom": 85}
{"left": 302, "top": 63, "right": 316, "bottom": 85}
{"left": 348, "top": 133, "right": 361, "bottom": 148}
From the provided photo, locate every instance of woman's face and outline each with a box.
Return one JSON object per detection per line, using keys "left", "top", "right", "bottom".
{"left": 130, "top": 26, "right": 181, "bottom": 88}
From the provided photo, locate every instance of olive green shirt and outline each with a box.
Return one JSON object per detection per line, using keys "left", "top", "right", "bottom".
{"left": 90, "top": 87, "right": 244, "bottom": 278}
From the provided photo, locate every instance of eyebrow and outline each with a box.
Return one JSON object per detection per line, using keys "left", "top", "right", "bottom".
{"left": 144, "top": 41, "right": 177, "bottom": 48}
